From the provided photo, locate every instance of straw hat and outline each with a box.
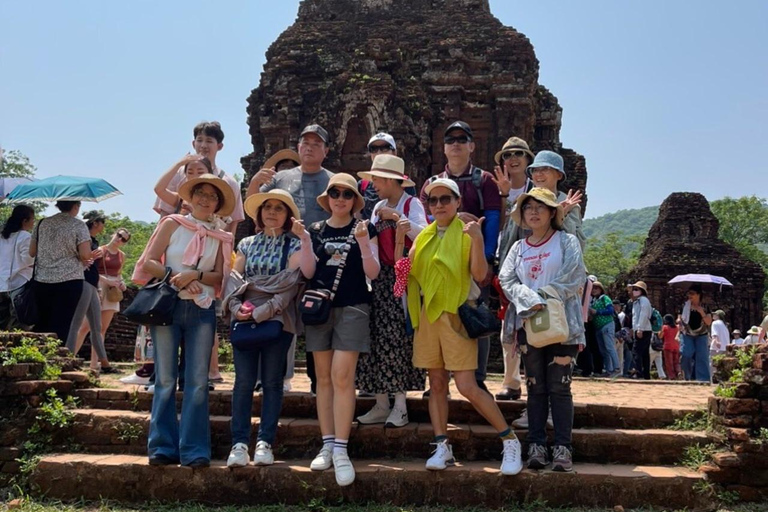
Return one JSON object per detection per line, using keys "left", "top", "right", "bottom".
{"left": 357, "top": 155, "right": 415, "bottom": 188}
{"left": 747, "top": 326, "right": 759, "bottom": 335}
{"left": 494, "top": 137, "right": 535, "bottom": 165}
{"left": 592, "top": 281, "right": 606, "bottom": 294}
{"left": 630, "top": 281, "right": 648, "bottom": 294}
{"left": 244, "top": 189, "right": 301, "bottom": 226}
{"left": 178, "top": 174, "right": 235, "bottom": 217}
{"left": 317, "top": 173, "right": 365, "bottom": 214}
{"left": 509, "top": 187, "right": 564, "bottom": 229}
{"left": 263, "top": 149, "right": 300, "bottom": 170}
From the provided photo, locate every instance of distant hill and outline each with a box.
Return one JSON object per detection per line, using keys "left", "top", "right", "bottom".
{"left": 583, "top": 206, "right": 659, "bottom": 239}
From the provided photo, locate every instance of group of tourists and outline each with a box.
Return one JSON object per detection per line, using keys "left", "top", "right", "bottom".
{"left": 3, "top": 118, "right": 767, "bottom": 488}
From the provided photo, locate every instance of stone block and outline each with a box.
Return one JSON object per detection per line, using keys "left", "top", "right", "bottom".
{"left": 701, "top": 462, "right": 740, "bottom": 484}
{"left": 726, "top": 428, "right": 751, "bottom": 442}
{"left": 712, "top": 451, "right": 741, "bottom": 468}
{"left": 97, "top": 390, "right": 128, "bottom": 401}
{"left": 723, "top": 398, "right": 760, "bottom": 416}
{"left": 740, "top": 468, "right": 768, "bottom": 487}
{"left": 718, "top": 415, "right": 754, "bottom": 428}
{"left": 734, "top": 383, "right": 756, "bottom": 399}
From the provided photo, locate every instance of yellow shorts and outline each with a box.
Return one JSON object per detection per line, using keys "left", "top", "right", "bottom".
{"left": 412, "top": 308, "right": 477, "bottom": 371}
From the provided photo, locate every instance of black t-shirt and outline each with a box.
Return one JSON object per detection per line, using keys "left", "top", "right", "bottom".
{"left": 84, "top": 237, "right": 100, "bottom": 287}
{"left": 309, "top": 219, "right": 378, "bottom": 307}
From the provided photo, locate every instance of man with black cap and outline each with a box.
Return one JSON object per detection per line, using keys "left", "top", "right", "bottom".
{"left": 248, "top": 123, "right": 335, "bottom": 395}
{"left": 249, "top": 124, "right": 335, "bottom": 228}
{"left": 419, "top": 120, "right": 503, "bottom": 394}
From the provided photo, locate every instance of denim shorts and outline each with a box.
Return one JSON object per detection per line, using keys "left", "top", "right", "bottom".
{"left": 305, "top": 304, "right": 370, "bottom": 353}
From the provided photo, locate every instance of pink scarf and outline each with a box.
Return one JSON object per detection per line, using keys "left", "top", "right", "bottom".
{"left": 132, "top": 214, "right": 233, "bottom": 299}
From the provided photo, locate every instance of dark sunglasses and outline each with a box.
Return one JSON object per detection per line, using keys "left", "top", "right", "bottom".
{"left": 502, "top": 150, "right": 527, "bottom": 160}
{"left": 328, "top": 188, "right": 356, "bottom": 200}
{"left": 444, "top": 135, "right": 470, "bottom": 145}
{"left": 117, "top": 233, "right": 129, "bottom": 243}
{"left": 427, "top": 195, "right": 455, "bottom": 207}
{"left": 368, "top": 144, "right": 393, "bottom": 153}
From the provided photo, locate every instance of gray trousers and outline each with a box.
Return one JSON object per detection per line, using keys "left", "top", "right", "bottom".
{"left": 66, "top": 282, "right": 107, "bottom": 361}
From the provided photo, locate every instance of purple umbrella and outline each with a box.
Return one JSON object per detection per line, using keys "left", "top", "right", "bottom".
{"left": 668, "top": 274, "right": 733, "bottom": 287}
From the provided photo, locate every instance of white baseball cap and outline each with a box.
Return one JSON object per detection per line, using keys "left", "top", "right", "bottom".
{"left": 367, "top": 132, "right": 397, "bottom": 151}
{"left": 424, "top": 178, "right": 460, "bottom": 198}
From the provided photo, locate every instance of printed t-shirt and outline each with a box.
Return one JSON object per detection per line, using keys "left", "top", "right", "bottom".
{"left": 309, "top": 219, "right": 377, "bottom": 307}
{"left": 237, "top": 232, "right": 301, "bottom": 277}
{"left": 515, "top": 231, "right": 562, "bottom": 292}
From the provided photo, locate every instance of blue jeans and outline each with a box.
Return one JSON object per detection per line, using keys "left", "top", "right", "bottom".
{"left": 623, "top": 340, "right": 634, "bottom": 376}
{"left": 519, "top": 329, "right": 580, "bottom": 448}
{"left": 681, "top": 334, "right": 710, "bottom": 382}
{"left": 148, "top": 300, "right": 215, "bottom": 465}
{"left": 231, "top": 330, "right": 293, "bottom": 446}
{"left": 595, "top": 322, "right": 619, "bottom": 373}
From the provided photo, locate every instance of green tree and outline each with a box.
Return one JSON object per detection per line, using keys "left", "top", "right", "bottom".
{"left": 710, "top": 196, "right": 768, "bottom": 268}
{"left": 0, "top": 149, "right": 45, "bottom": 225}
{"left": 583, "top": 232, "right": 644, "bottom": 285}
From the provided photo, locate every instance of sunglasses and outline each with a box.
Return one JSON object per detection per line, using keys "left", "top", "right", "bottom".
{"left": 117, "top": 233, "right": 129, "bottom": 243}
{"left": 444, "top": 135, "right": 470, "bottom": 145}
{"left": 502, "top": 151, "right": 527, "bottom": 160}
{"left": 368, "top": 144, "right": 393, "bottom": 154}
{"left": 328, "top": 187, "right": 356, "bottom": 200}
{"left": 427, "top": 195, "right": 455, "bottom": 207}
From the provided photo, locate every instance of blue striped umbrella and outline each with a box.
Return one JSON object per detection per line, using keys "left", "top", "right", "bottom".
{"left": 3, "top": 175, "right": 122, "bottom": 203}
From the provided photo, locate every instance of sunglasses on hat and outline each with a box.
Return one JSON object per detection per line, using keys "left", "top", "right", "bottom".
{"left": 502, "top": 150, "right": 527, "bottom": 160}
{"left": 328, "top": 187, "right": 356, "bottom": 200}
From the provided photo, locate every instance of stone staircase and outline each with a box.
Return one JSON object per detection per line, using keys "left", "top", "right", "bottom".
{"left": 29, "top": 384, "right": 713, "bottom": 509}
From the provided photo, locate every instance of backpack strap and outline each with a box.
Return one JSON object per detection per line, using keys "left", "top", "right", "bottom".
{"left": 404, "top": 196, "right": 413, "bottom": 217}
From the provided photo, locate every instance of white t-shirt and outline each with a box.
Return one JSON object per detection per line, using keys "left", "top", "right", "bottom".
{"left": 731, "top": 336, "right": 744, "bottom": 346}
{"left": 165, "top": 216, "right": 220, "bottom": 302}
{"left": 710, "top": 319, "right": 730, "bottom": 352}
{"left": 153, "top": 166, "right": 245, "bottom": 224}
{"left": 371, "top": 193, "right": 427, "bottom": 241}
{"left": 515, "top": 231, "right": 562, "bottom": 291}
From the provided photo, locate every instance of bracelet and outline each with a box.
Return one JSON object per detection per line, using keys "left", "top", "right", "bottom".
{"left": 499, "top": 194, "right": 509, "bottom": 198}
{"left": 198, "top": 271, "right": 203, "bottom": 281}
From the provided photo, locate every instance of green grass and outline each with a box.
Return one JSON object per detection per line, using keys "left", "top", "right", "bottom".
{"left": 4, "top": 499, "right": 767, "bottom": 512}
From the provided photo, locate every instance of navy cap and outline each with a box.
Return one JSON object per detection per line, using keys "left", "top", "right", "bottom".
{"left": 300, "top": 124, "right": 330, "bottom": 144}
{"left": 444, "top": 121, "right": 473, "bottom": 139}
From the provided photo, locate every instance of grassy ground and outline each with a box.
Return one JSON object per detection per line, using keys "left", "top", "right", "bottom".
{"left": 3, "top": 500, "right": 767, "bottom": 512}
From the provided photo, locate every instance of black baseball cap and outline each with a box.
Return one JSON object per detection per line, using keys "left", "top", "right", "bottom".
{"left": 444, "top": 121, "right": 473, "bottom": 140}
{"left": 300, "top": 124, "right": 329, "bottom": 144}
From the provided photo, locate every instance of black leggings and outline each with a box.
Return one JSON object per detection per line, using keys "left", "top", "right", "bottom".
{"left": 34, "top": 279, "right": 84, "bottom": 343}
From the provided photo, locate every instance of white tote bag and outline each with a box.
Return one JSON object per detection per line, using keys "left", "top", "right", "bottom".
{"left": 524, "top": 286, "right": 569, "bottom": 348}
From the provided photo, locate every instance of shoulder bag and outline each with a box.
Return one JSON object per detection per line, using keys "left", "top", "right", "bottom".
{"left": 123, "top": 267, "right": 178, "bottom": 326}
{"left": 299, "top": 221, "right": 357, "bottom": 326}
{"left": 230, "top": 237, "right": 292, "bottom": 351}
{"left": 458, "top": 299, "right": 501, "bottom": 339}
{"left": 524, "top": 286, "right": 569, "bottom": 348}
{"left": 101, "top": 249, "right": 124, "bottom": 303}
{"left": 11, "top": 220, "right": 42, "bottom": 327}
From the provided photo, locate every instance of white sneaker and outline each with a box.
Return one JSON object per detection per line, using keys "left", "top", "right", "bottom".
{"left": 500, "top": 438, "right": 523, "bottom": 476}
{"left": 384, "top": 406, "right": 409, "bottom": 428}
{"left": 120, "top": 374, "right": 150, "bottom": 385}
{"left": 283, "top": 380, "right": 292, "bottom": 392}
{"left": 356, "top": 403, "right": 391, "bottom": 425}
{"left": 310, "top": 444, "right": 333, "bottom": 471}
{"left": 425, "top": 440, "right": 455, "bottom": 470}
{"left": 332, "top": 451, "right": 355, "bottom": 486}
{"left": 227, "top": 442, "right": 250, "bottom": 468}
{"left": 511, "top": 409, "right": 553, "bottom": 429}
{"left": 144, "top": 384, "right": 155, "bottom": 394}
{"left": 252, "top": 440, "right": 274, "bottom": 465}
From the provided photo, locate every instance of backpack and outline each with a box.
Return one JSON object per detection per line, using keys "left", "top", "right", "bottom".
{"left": 426, "top": 166, "right": 485, "bottom": 209}
{"left": 650, "top": 308, "right": 663, "bottom": 333}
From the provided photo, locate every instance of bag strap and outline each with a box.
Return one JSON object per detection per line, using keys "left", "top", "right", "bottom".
{"left": 8, "top": 234, "right": 18, "bottom": 284}
{"left": 279, "top": 236, "right": 291, "bottom": 271}
{"left": 328, "top": 221, "right": 359, "bottom": 302}
{"left": 31, "top": 217, "right": 43, "bottom": 281}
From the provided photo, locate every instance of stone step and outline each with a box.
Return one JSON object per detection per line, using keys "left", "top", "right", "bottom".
{"left": 73, "top": 388, "right": 701, "bottom": 429}
{"left": 31, "top": 453, "right": 707, "bottom": 509}
{"left": 69, "top": 409, "right": 709, "bottom": 465}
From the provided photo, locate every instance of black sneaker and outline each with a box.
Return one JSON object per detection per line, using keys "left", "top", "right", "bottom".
{"left": 185, "top": 458, "right": 210, "bottom": 468}
{"left": 495, "top": 387, "right": 522, "bottom": 401}
{"left": 149, "top": 454, "right": 179, "bottom": 466}
{"left": 527, "top": 443, "right": 549, "bottom": 470}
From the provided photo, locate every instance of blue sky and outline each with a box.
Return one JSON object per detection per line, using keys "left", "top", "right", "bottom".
{"left": 2, "top": 0, "right": 766, "bottom": 222}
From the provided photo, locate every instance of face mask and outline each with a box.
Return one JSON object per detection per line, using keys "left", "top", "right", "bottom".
{"left": 632, "top": 290, "right": 641, "bottom": 298}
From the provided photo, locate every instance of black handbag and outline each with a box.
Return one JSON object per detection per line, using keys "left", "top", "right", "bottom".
{"left": 123, "top": 268, "right": 178, "bottom": 326}
{"left": 458, "top": 299, "right": 501, "bottom": 339}
{"left": 11, "top": 219, "right": 43, "bottom": 327}
{"left": 230, "top": 319, "right": 284, "bottom": 351}
{"left": 299, "top": 222, "right": 357, "bottom": 326}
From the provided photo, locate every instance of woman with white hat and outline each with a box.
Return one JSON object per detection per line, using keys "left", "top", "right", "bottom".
{"left": 224, "top": 189, "right": 314, "bottom": 468}
{"left": 355, "top": 155, "right": 427, "bottom": 428}
{"left": 630, "top": 280, "right": 654, "bottom": 380}
{"left": 134, "top": 174, "right": 234, "bottom": 468}
{"left": 499, "top": 187, "right": 586, "bottom": 473}
{"left": 306, "top": 173, "right": 380, "bottom": 487}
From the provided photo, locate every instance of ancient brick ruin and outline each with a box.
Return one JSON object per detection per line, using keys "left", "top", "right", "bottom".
{"left": 611, "top": 192, "right": 766, "bottom": 332}
{"left": 240, "top": 0, "right": 587, "bottom": 205}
